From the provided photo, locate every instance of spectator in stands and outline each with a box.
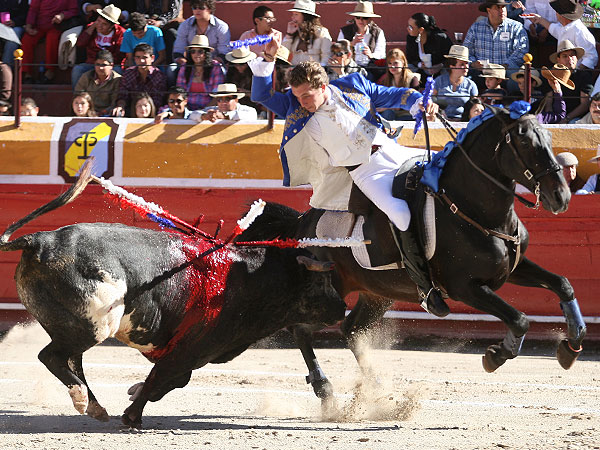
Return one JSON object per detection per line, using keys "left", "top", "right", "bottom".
{"left": 326, "top": 40, "right": 366, "bottom": 81}
{"left": 72, "top": 4, "right": 125, "bottom": 87}
{"left": 130, "top": 92, "right": 156, "bottom": 118}
{"left": 114, "top": 43, "right": 166, "bottom": 116}
{"left": 154, "top": 85, "right": 192, "bottom": 122}
{"left": 282, "top": 0, "right": 331, "bottom": 66}
{"left": 375, "top": 48, "right": 419, "bottom": 121}
{"left": 132, "top": 0, "right": 183, "bottom": 65}
{"left": 549, "top": 40, "right": 593, "bottom": 123}
{"left": 460, "top": 97, "right": 485, "bottom": 121}
{"left": 0, "top": 0, "right": 29, "bottom": 66}
{"left": 555, "top": 151, "right": 585, "bottom": 193}
{"left": 433, "top": 45, "right": 478, "bottom": 120}
{"left": 530, "top": 0, "right": 598, "bottom": 70}
{"left": 191, "top": 83, "right": 257, "bottom": 122}
{"left": 74, "top": 49, "right": 121, "bottom": 116}
{"left": 338, "top": 1, "right": 385, "bottom": 73}
{"left": 21, "top": 97, "right": 39, "bottom": 116}
{"left": 479, "top": 63, "right": 507, "bottom": 104}
{"left": 575, "top": 91, "right": 600, "bottom": 124}
{"left": 239, "top": 5, "right": 282, "bottom": 56}
{"left": 21, "top": 0, "right": 80, "bottom": 83}
{"left": 406, "top": 12, "right": 453, "bottom": 83}
{"left": 0, "top": 99, "right": 10, "bottom": 115}
{"left": 0, "top": 61, "right": 12, "bottom": 101}
{"left": 225, "top": 46, "right": 258, "bottom": 110}
{"left": 463, "top": 0, "right": 528, "bottom": 81}
{"left": 78, "top": 1, "right": 132, "bottom": 26}
{"left": 575, "top": 152, "right": 600, "bottom": 194}
{"left": 71, "top": 91, "right": 97, "bottom": 116}
{"left": 521, "top": 0, "right": 558, "bottom": 67}
{"left": 176, "top": 34, "right": 225, "bottom": 110}
{"left": 121, "top": 12, "right": 165, "bottom": 68}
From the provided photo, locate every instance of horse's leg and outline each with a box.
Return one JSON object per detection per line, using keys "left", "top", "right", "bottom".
{"left": 288, "top": 324, "right": 337, "bottom": 413}
{"left": 508, "top": 257, "right": 586, "bottom": 369}
{"left": 341, "top": 293, "right": 395, "bottom": 379}
{"left": 453, "top": 283, "right": 530, "bottom": 373}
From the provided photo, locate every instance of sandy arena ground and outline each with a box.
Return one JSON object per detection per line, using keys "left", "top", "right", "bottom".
{"left": 0, "top": 323, "right": 599, "bottom": 450}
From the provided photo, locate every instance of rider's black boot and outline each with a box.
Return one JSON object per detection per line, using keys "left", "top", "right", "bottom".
{"left": 393, "top": 224, "right": 450, "bottom": 318}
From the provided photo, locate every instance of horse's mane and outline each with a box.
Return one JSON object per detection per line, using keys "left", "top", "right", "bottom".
{"left": 237, "top": 202, "right": 301, "bottom": 241}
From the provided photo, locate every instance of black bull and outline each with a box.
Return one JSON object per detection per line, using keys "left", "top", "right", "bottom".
{"left": 0, "top": 164, "right": 346, "bottom": 428}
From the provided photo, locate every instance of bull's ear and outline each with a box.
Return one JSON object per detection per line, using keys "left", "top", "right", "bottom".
{"left": 296, "top": 255, "right": 335, "bottom": 272}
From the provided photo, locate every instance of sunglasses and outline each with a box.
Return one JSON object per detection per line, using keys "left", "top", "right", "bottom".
{"left": 259, "top": 17, "right": 277, "bottom": 22}
{"left": 168, "top": 98, "right": 185, "bottom": 104}
{"left": 332, "top": 51, "right": 347, "bottom": 57}
{"left": 189, "top": 48, "right": 208, "bottom": 55}
{"left": 217, "top": 96, "right": 237, "bottom": 102}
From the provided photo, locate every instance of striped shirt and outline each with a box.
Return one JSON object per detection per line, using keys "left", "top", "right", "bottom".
{"left": 463, "top": 18, "right": 529, "bottom": 70}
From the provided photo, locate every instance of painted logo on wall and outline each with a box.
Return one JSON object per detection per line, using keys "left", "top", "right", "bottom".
{"left": 58, "top": 118, "right": 118, "bottom": 182}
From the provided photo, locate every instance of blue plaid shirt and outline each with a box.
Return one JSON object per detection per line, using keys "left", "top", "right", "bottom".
{"left": 463, "top": 18, "right": 529, "bottom": 70}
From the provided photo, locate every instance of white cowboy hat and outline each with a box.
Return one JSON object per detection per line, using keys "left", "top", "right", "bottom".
{"left": 288, "top": 0, "right": 320, "bottom": 18}
{"left": 444, "top": 45, "right": 470, "bottom": 62}
{"left": 550, "top": 39, "right": 585, "bottom": 64}
{"left": 510, "top": 66, "right": 542, "bottom": 87}
{"left": 347, "top": 1, "right": 380, "bottom": 18}
{"left": 226, "top": 46, "right": 257, "bottom": 64}
{"left": 209, "top": 83, "right": 246, "bottom": 99}
{"left": 186, "top": 34, "right": 214, "bottom": 51}
{"left": 96, "top": 4, "right": 121, "bottom": 24}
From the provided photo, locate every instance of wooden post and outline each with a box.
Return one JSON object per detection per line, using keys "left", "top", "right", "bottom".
{"left": 523, "top": 53, "right": 533, "bottom": 103}
{"left": 13, "top": 48, "right": 23, "bottom": 128}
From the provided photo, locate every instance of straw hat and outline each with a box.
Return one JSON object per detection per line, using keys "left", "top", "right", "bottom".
{"left": 96, "top": 4, "right": 121, "bottom": 24}
{"left": 589, "top": 154, "right": 600, "bottom": 162}
{"left": 186, "top": 35, "right": 213, "bottom": 51}
{"left": 479, "top": 0, "right": 510, "bottom": 12}
{"left": 510, "top": 66, "right": 542, "bottom": 87}
{"left": 209, "top": 83, "right": 245, "bottom": 99}
{"left": 226, "top": 46, "right": 257, "bottom": 64}
{"left": 444, "top": 45, "right": 470, "bottom": 62}
{"left": 555, "top": 152, "right": 578, "bottom": 167}
{"left": 550, "top": 39, "right": 585, "bottom": 64}
{"left": 275, "top": 46, "right": 292, "bottom": 66}
{"left": 541, "top": 64, "right": 575, "bottom": 90}
{"left": 347, "top": 1, "right": 380, "bottom": 18}
{"left": 550, "top": 0, "right": 583, "bottom": 21}
{"left": 480, "top": 63, "right": 507, "bottom": 79}
{"left": 288, "top": 0, "right": 320, "bottom": 18}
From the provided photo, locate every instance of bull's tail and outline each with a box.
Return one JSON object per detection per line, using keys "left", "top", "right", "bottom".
{"left": 0, "top": 158, "right": 94, "bottom": 252}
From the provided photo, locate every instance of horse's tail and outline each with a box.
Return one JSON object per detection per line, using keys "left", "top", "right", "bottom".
{"left": 237, "top": 201, "right": 301, "bottom": 241}
{"left": 0, "top": 159, "right": 94, "bottom": 252}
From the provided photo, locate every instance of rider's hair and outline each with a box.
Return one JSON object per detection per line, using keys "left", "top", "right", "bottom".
{"left": 288, "top": 61, "right": 329, "bottom": 89}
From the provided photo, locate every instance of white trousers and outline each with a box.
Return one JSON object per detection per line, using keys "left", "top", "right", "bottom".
{"left": 349, "top": 145, "right": 426, "bottom": 232}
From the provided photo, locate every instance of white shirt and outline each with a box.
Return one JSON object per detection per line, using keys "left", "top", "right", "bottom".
{"left": 336, "top": 25, "right": 387, "bottom": 61}
{"left": 548, "top": 19, "right": 598, "bottom": 69}
{"left": 522, "top": 0, "right": 558, "bottom": 30}
{"left": 190, "top": 103, "right": 258, "bottom": 122}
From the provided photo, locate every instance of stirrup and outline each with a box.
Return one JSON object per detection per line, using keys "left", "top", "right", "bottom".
{"left": 418, "top": 287, "right": 450, "bottom": 318}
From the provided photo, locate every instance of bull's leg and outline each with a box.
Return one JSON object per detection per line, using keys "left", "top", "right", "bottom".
{"left": 508, "top": 257, "right": 586, "bottom": 369}
{"left": 451, "top": 283, "right": 529, "bottom": 373}
{"left": 341, "top": 293, "right": 395, "bottom": 379}
{"left": 68, "top": 354, "right": 109, "bottom": 421}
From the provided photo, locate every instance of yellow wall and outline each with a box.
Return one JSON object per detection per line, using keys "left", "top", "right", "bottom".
{"left": 0, "top": 122, "right": 53, "bottom": 175}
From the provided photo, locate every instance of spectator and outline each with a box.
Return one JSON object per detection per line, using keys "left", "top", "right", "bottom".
{"left": 521, "top": 0, "right": 558, "bottom": 66}
{"left": 463, "top": 0, "right": 528, "bottom": 81}
{"left": 71, "top": 91, "right": 97, "bottom": 116}
{"left": 575, "top": 91, "right": 600, "bottom": 124}
{"left": 130, "top": 92, "right": 156, "bottom": 118}
{"left": 481, "top": 87, "right": 507, "bottom": 105}
{"left": 406, "top": 12, "right": 452, "bottom": 83}
{"left": 74, "top": 49, "right": 121, "bottom": 116}
{"left": 114, "top": 43, "right": 166, "bottom": 116}
{"left": 21, "top": 97, "right": 39, "bottom": 116}
{"left": 21, "top": 0, "right": 80, "bottom": 83}
{"left": 326, "top": 40, "right": 366, "bottom": 81}
{"left": 0, "top": 61, "right": 12, "bottom": 101}
{"left": 191, "top": 83, "right": 257, "bottom": 122}
{"left": 176, "top": 34, "right": 225, "bottom": 110}
{"left": 375, "top": 48, "right": 419, "bottom": 121}
{"left": 511, "top": 64, "right": 567, "bottom": 123}
{"left": 239, "top": 5, "right": 282, "bottom": 55}
{"left": 154, "top": 85, "right": 191, "bottom": 122}
{"left": 460, "top": 97, "right": 485, "bottom": 121}
{"left": 172, "top": 0, "right": 230, "bottom": 63}
{"left": 338, "top": 1, "right": 385, "bottom": 72}
{"left": 120, "top": 12, "right": 165, "bottom": 68}
{"left": 225, "top": 46, "right": 258, "bottom": 109}
{"left": 0, "top": 99, "right": 10, "bottom": 115}
{"left": 575, "top": 152, "right": 600, "bottom": 194}
{"left": 273, "top": 45, "right": 293, "bottom": 93}
{"left": 72, "top": 4, "right": 125, "bottom": 87}
{"left": 549, "top": 40, "right": 593, "bottom": 123}
{"left": 555, "top": 151, "right": 585, "bottom": 193}
{"left": 282, "top": 0, "right": 331, "bottom": 66}
{"left": 433, "top": 45, "right": 478, "bottom": 120}
{"left": 530, "top": 0, "right": 598, "bottom": 70}
{"left": 0, "top": 0, "right": 29, "bottom": 66}
{"left": 78, "top": 1, "right": 132, "bottom": 26}
{"left": 479, "top": 64, "right": 507, "bottom": 104}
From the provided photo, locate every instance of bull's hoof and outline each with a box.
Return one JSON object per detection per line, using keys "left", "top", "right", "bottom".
{"left": 68, "top": 385, "right": 89, "bottom": 415}
{"left": 557, "top": 339, "right": 582, "bottom": 370}
{"left": 482, "top": 345, "right": 507, "bottom": 373}
{"left": 86, "top": 400, "right": 109, "bottom": 422}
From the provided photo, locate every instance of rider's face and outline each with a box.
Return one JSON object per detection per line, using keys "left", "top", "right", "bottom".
{"left": 291, "top": 82, "right": 327, "bottom": 113}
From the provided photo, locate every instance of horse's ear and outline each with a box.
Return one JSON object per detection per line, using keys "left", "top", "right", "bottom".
{"left": 483, "top": 103, "right": 508, "bottom": 115}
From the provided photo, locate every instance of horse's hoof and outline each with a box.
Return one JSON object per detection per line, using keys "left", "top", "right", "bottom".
{"left": 86, "top": 400, "right": 109, "bottom": 422}
{"left": 482, "top": 345, "right": 506, "bottom": 373}
{"left": 312, "top": 378, "right": 334, "bottom": 400}
{"left": 320, "top": 395, "right": 339, "bottom": 420}
{"left": 556, "top": 339, "right": 582, "bottom": 370}
{"left": 121, "top": 410, "right": 142, "bottom": 429}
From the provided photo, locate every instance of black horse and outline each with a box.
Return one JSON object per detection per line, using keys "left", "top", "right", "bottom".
{"left": 238, "top": 107, "right": 586, "bottom": 408}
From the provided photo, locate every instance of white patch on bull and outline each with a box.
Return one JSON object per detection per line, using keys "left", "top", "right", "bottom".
{"left": 115, "top": 311, "right": 155, "bottom": 353}
{"left": 84, "top": 270, "right": 127, "bottom": 342}
{"left": 68, "top": 384, "right": 89, "bottom": 414}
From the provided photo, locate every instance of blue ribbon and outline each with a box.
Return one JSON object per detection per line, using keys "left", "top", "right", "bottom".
{"left": 509, "top": 100, "right": 531, "bottom": 119}
{"left": 229, "top": 35, "right": 274, "bottom": 50}
{"left": 413, "top": 76, "right": 434, "bottom": 137}
{"left": 147, "top": 213, "right": 177, "bottom": 230}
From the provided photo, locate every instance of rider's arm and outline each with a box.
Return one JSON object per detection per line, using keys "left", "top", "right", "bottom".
{"left": 249, "top": 57, "right": 291, "bottom": 118}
